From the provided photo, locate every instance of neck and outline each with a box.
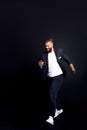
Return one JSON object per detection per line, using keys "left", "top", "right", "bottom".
{"left": 51, "top": 47, "right": 54, "bottom": 52}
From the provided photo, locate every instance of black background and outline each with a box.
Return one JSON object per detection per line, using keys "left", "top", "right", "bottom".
{"left": 0, "top": 0, "right": 87, "bottom": 129}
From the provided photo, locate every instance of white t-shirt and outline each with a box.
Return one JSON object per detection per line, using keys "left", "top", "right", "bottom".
{"left": 47, "top": 51, "right": 63, "bottom": 77}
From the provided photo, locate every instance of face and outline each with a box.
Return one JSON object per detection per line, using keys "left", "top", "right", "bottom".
{"left": 45, "top": 41, "right": 53, "bottom": 53}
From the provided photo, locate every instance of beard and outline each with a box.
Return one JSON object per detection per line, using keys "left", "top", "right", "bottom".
{"left": 46, "top": 47, "right": 52, "bottom": 53}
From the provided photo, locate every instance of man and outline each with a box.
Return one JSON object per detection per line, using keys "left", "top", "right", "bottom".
{"left": 38, "top": 38, "right": 76, "bottom": 125}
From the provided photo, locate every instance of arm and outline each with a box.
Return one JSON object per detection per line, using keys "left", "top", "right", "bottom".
{"left": 38, "top": 54, "right": 45, "bottom": 69}
{"left": 69, "top": 63, "right": 76, "bottom": 74}
{"left": 60, "top": 48, "right": 76, "bottom": 74}
{"left": 38, "top": 60, "right": 44, "bottom": 69}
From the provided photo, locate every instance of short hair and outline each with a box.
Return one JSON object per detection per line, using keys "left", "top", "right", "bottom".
{"left": 44, "top": 38, "right": 54, "bottom": 44}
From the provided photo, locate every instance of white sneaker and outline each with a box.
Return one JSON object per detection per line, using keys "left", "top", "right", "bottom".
{"left": 54, "top": 108, "right": 63, "bottom": 118}
{"left": 46, "top": 116, "right": 54, "bottom": 125}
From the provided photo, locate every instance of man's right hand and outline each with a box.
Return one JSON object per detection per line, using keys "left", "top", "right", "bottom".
{"left": 38, "top": 60, "right": 44, "bottom": 69}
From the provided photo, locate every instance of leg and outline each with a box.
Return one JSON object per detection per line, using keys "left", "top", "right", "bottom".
{"left": 49, "top": 75, "right": 63, "bottom": 117}
{"left": 46, "top": 75, "right": 63, "bottom": 125}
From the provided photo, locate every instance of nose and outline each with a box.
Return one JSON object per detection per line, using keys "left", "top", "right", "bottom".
{"left": 46, "top": 46, "right": 49, "bottom": 49}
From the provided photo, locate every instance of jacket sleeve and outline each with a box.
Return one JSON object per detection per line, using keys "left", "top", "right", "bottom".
{"left": 38, "top": 54, "right": 43, "bottom": 61}
{"left": 60, "top": 48, "right": 72, "bottom": 65}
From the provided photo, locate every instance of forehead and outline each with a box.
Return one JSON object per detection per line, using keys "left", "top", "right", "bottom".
{"left": 45, "top": 41, "right": 53, "bottom": 46}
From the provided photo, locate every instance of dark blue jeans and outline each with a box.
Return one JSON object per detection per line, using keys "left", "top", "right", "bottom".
{"left": 46, "top": 74, "right": 63, "bottom": 117}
